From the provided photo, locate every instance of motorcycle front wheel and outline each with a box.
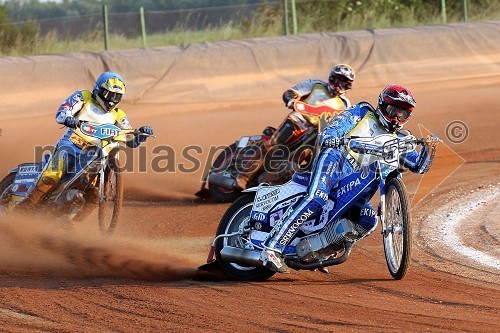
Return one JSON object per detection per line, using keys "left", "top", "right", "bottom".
{"left": 208, "top": 143, "right": 241, "bottom": 203}
{"left": 98, "top": 158, "right": 123, "bottom": 235}
{"left": 383, "top": 178, "right": 412, "bottom": 280}
{"left": 0, "top": 172, "right": 16, "bottom": 209}
{"left": 214, "top": 193, "right": 275, "bottom": 281}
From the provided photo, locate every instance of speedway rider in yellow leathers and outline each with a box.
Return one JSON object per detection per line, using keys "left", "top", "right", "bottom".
{"left": 20, "top": 72, "right": 154, "bottom": 207}
{"left": 236, "top": 64, "right": 356, "bottom": 190}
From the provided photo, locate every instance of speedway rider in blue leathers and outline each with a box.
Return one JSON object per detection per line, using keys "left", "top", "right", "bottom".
{"left": 260, "top": 84, "right": 437, "bottom": 273}
{"left": 19, "top": 72, "right": 154, "bottom": 207}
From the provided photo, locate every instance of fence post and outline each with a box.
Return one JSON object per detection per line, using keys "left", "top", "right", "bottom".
{"left": 291, "top": 0, "right": 297, "bottom": 35}
{"left": 283, "top": 0, "right": 289, "bottom": 36}
{"left": 463, "top": 0, "right": 468, "bottom": 22}
{"left": 441, "top": 0, "right": 447, "bottom": 24}
{"left": 140, "top": 7, "right": 147, "bottom": 47}
{"left": 103, "top": 5, "right": 109, "bottom": 51}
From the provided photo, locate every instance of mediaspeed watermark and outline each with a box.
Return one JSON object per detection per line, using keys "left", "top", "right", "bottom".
{"left": 32, "top": 143, "right": 316, "bottom": 178}
{"left": 31, "top": 139, "right": 422, "bottom": 182}
{"left": 26, "top": 121, "right": 467, "bottom": 181}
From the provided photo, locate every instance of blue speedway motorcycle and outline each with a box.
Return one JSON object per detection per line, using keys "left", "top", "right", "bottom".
{"left": 201, "top": 133, "right": 439, "bottom": 281}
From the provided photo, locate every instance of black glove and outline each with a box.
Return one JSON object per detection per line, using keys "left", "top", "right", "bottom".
{"left": 64, "top": 117, "right": 80, "bottom": 129}
{"left": 322, "top": 136, "right": 341, "bottom": 148}
{"left": 138, "top": 126, "right": 154, "bottom": 136}
{"left": 283, "top": 90, "right": 297, "bottom": 109}
{"left": 286, "top": 99, "right": 297, "bottom": 109}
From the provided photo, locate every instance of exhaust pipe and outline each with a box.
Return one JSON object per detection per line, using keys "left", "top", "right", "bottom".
{"left": 220, "top": 242, "right": 353, "bottom": 271}
{"left": 208, "top": 173, "right": 240, "bottom": 190}
{"left": 287, "top": 242, "right": 354, "bottom": 271}
{"left": 220, "top": 246, "right": 263, "bottom": 267}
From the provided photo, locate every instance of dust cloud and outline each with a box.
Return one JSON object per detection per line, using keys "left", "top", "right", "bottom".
{"left": 0, "top": 214, "right": 218, "bottom": 281}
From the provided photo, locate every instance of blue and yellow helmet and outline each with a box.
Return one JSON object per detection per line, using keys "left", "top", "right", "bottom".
{"left": 93, "top": 72, "right": 126, "bottom": 112}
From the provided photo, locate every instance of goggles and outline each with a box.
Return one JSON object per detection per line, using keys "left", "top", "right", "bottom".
{"left": 385, "top": 104, "right": 412, "bottom": 123}
{"left": 102, "top": 89, "right": 123, "bottom": 104}
{"left": 330, "top": 76, "right": 352, "bottom": 92}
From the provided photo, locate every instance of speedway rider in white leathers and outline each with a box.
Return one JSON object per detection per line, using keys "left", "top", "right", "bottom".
{"left": 19, "top": 72, "right": 154, "bottom": 207}
{"left": 236, "top": 64, "right": 356, "bottom": 190}
{"left": 260, "top": 84, "right": 437, "bottom": 273}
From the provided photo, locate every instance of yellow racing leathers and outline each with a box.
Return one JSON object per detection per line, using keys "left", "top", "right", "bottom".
{"left": 25, "top": 90, "right": 134, "bottom": 205}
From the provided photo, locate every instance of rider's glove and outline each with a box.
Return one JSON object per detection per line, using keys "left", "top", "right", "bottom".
{"left": 64, "top": 117, "right": 80, "bottom": 129}
{"left": 322, "top": 136, "right": 341, "bottom": 148}
{"left": 126, "top": 126, "right": 154, "bottom": 148}
{"left": 138, "top": 126, "right": 154, "bottom": 136}
{"left": 137, "top": 125, "right": 154, "bottom": 143}
{"left": 286, "top": 99, "right": 297, "bottom": 109}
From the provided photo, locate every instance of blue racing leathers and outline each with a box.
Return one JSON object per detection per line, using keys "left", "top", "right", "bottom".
{"left": 264, "top": 102, "right": 433, "bottom": 253}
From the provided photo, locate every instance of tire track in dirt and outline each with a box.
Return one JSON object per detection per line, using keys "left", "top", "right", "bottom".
{"left": 422, "top": 185, "right": 500, "bottom": 270}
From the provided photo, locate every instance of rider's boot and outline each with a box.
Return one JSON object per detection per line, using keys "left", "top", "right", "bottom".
{"left": 17, "top": 172, "right": 59, "bottom": 208}
{"left": 235, "top": 158, "right": 264, "bottom": 190}
{"left": 260, "top": 247, "right": 290, "bottom": 274}
{"left": 317, "top": 267, "right": 329, "bottom": 274}
{"left": 235, "top": 121, "right": 295, "bottom": 190}
{"left": 17, "top": 187, "right": 46, "bottom": 208}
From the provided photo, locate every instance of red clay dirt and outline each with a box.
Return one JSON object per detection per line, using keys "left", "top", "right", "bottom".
{"left": 0, "top": 66, "right": 499, "bottom": 332}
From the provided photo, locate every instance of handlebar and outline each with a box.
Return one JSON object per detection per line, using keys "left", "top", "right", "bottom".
{"left": 344, "top": 134, "right": 441, "bottom": 147}
{"left": 77, "top": 120, "right": 156, "bottom": 139}
{"left": 341, "top": 134, "right": 441, "bottom": 160}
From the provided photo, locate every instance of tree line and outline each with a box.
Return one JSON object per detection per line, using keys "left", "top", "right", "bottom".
{"left": 4, "top": 0, "right": 267, "bottom": 22}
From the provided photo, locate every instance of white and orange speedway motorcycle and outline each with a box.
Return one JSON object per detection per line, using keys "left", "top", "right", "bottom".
{"left": 0, "top": 122, "right": 154, "bottom": 234}
{"left": 200, "top": 133, "right": 440, "bottom": 281}
{"left": 196, "top": 98, "right": 345, "bottom": 203}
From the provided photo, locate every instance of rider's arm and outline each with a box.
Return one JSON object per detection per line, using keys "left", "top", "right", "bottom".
{"left": 115, "top": 109, "right": 152, "bottom": 149}
{"left": 282, "top": 79, "right": 319, "bottom": 108}
{"left": 114, "top": 109, "right": 139, "bottom": 148}
{"left": 402, "top": 144, "right": 436, "bottom": 174}
{"left": 320, "top": 104, "right": 368, "bottom": 148}
{"left": 55, "top": 90, "right": 88, "bottom": 125}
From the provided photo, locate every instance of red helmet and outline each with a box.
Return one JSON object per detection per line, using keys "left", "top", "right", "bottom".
{"left": 328, "top": 64, "right": 355, "bottom": 95}
{"left": 376, "top": 84, "right": 416, "bottom": 132}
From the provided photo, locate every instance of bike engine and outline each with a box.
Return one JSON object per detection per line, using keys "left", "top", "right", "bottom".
{"left": 295, "top": 218, "right": 358, "bottom": 262}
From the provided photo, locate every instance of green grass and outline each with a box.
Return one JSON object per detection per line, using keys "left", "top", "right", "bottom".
{"left": 1, "top": 1, "right": 499, "bottom": 57}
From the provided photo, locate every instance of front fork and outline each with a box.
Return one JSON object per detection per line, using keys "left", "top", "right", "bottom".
{"left": 98, "top": 156, "right": 107, "bottom": 203}
{"left": 379, "top": 193, "right": 388, "bottom": 236}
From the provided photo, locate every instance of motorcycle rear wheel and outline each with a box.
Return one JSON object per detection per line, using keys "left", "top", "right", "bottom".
{"left": 383, "top": 178, "right": 412, "bottom": 280}
{"left": 98, "top": 159, "right": 123, "bottom": 235}
{"left": 215, "top": 193, "right": 275, "bottom": 281}
{"left": 209, "top": 143, "right": 240, "bottom": 203}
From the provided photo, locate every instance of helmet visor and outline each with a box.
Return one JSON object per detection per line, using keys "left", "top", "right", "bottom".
{"left": 385, "top": 104, "right": 412, "bottom": 123}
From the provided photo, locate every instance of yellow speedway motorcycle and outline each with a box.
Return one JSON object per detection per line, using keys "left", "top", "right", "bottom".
{"left": 196, "top": 98, "right": 345, "bottom": 203}
{"left": 0, "top": 122, "right": 153, "bottom": 234}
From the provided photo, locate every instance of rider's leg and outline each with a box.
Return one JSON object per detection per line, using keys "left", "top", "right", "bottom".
{"left": 260, "top": 148, "right": 342, "bottom": 272}
{"left": 19, "top": 146, "right": 75, "bottom": 207}
{"left": 344, "top": 202, "right": 378, "bottom": 240}
{"left": 356, "top": 202, "right": 377, "bottom": 239}
{"left": 235, "top": 118, "right": 298, "bottom": 190}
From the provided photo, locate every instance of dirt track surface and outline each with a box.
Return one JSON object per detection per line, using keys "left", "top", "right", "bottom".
{"left": 1, "top": 57, "right": 500, "bottom": 332}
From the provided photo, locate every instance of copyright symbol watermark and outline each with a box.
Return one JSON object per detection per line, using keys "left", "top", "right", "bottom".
{"left": 446, "top": 120, "right": 469, "bottom": 144}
